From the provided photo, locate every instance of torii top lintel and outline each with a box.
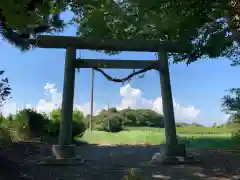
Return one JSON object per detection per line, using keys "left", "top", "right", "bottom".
{"left": 35, "top": 35, "right": 192, "bottom": 53}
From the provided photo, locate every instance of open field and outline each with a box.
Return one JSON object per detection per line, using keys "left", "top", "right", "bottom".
{"left": 79, "top": 127, "right": 239, "bottom": 149}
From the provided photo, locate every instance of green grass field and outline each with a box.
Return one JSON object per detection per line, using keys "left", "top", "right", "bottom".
{"left": 79, "top": 127, "right": 239, "bottom": 149}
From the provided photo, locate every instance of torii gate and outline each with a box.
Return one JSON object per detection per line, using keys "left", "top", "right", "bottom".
{"left": 35, "top": 35, "right": 192, "bottom": 164}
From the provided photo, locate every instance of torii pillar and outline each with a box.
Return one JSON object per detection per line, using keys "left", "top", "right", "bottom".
{"left": 38, "top": 47, "right": 84, "bottom": 165}
{"left": 151, "top": 50, "right": 189, "bottom": 164}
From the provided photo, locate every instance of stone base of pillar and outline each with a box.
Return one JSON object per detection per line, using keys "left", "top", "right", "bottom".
{"left": 149, "top": 144, "right": 200, "bottom": 165}
{"left": 52, "top": 144, "right": 75, "bottom": 159}
{"left": 37, "top": 144, "right": 85, "bottom": 165}
{"left": 160, "top": 143, "right": 186, "bottom": 157}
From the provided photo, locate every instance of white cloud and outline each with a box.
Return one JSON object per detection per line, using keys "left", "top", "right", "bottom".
{"left": 213, "top": 114, "right": 230, "bottom": 126}
{"left": 0, "top": 102, "right": 18, "bottom": 117}
{"left": 0, "top": 83, "right": 200, "bottom": 124}
{"left": 118, "top": 84, "right": 200, "bottom": 122}
{"left": 153, "top": 97, "right": 200, "bottom": 122}
{"left": 74, "top": 102, "right": 97, "bottom": 116}
{"left": 44, "top": 83, "right": 56, "bottom": 90}
{"left": 25, "top": 104, "right": 32, "bottom": 109}
{"left": 36, "top": 99, "right": 57, "bottom": 114}
{"left": 35, "top": 83, "right": 62, "bottom": 114}
{"left": 117, "top": 84, "right": 153, "bottom": 110}
{"left": 36, "top": 84, "right": 94, "bottom": 116}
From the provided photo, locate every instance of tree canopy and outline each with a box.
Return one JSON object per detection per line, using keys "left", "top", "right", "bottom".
{"left": 222, "top": 88, "right": 240, "bottom": 114}
{"left": 0, "top": 0, "right": 239, "bottom": 70}
{"left": 0, "top": 0, "right": 66, "bottom": 50}
{"left": 0, "top": 71, "right": 11, "bottom": 107}
{"left": 69, "top": 0, "right": 239, "bottom": 65}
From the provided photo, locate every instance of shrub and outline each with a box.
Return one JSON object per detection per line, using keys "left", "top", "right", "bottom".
{"left": 7, "top": 114, "right": 13, "bottom": 122}
{"left": 46, "top": 120, "right": 60, "bottom": 137}
{"left": 10, "top": 110, "right": 29, "bottom": 140}
{"left": 0, "top": 114, "right": 5, "bottom": 124}
{"left": 72, "top": 109, "right": 86, "bottom": 138}
{"left": 48, "top": 108, "right": 86, "bottom": 140}
{"left": 72, "top": 121, "right": 86, "bottom": 139}
{"left": 108, "top": 108, "right": 118, "bottom": 113}
{"left": 47, "top": 109, "right": 61, "bottom": 137}
{"left": 11, "top": 109, "right": 49, "bottom": 140}
{"left": 0, "top": 127, "right": 12, "bottom": 145}
{"left": 103, "top": 114, "right": 124, "bottom": 132}
{"left": 231, "top": 127, "right": 240, "bottom": 141}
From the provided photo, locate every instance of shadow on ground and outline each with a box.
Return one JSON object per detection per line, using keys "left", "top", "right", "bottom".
{"left": 0, "top": 140, "right": 240, "bottom": 180}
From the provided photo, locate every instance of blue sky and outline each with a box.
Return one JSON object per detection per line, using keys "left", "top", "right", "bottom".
{"left": 0, "top": 12, "right": 239, "bottom": 126}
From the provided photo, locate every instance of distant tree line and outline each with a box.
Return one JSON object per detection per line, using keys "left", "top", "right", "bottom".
{"left": 221, "top": 88, "right": 240, "bottom": 140}
{"left": 85, "top": 107, "right": 204, "bottom": 132}
{"left": 222, "top": 88, "right": 240, "bottom": 126}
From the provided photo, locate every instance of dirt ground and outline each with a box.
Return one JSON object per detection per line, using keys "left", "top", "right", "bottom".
{"left": 0, "top": 142, "right": 240, "bottom": 180}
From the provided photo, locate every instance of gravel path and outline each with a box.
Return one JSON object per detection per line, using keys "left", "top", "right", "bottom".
{"left": 1, "top": 142, "right": 240, "bottom": 180}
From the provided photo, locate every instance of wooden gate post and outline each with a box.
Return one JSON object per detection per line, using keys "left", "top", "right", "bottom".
{"left": 38, "top": 47, "right": 85, "bottom": 165}
{"left": 58, "top": 46, "right": 76, "bottom": 147}
{"left": 158, "top": 50, "right": 186, "bottom": 159}
{"left": 50, "top": 46, "right": 77, "bottom": 160}
{"left": 159, "top": 50, "right": 178, "bottom": 146}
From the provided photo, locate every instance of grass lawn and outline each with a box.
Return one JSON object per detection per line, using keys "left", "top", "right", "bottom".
{"left": 79, "top": 127, "right": 239, "bottom": 149}
{"left": 80, "top": 129, "right": 165, "bottom": 145}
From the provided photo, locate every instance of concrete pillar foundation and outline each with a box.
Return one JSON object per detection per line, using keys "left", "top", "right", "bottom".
{"left": 150, "top": 144, "right": 199, "bottom": 165}
{"left": 37, "top": 144, "right": 85, "bottom": 165}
